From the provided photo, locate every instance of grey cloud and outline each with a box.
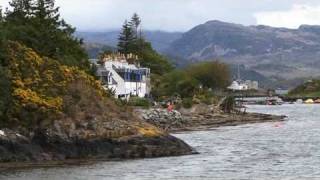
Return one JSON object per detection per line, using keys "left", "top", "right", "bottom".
{"left": 1, "top": 0, "right": 320, "bottom": 31}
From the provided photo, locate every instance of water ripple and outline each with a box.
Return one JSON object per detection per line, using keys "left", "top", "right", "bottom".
{"left": 2, "top": 104, "right": 320, "bottom": 180}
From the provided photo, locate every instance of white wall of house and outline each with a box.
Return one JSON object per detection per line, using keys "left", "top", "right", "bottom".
{"left": 94, "top": 58, "right": 150, "bottom": 99}
{"left": 124, "top": 82, "right": 147, "bottom": 98}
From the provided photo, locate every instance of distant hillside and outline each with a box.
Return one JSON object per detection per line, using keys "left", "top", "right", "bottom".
{"left": 82, "top": 43, "right": 116, "bottom": 59}
{"left": 289, "top": 80, "right": 320, "bottom": 97}
{"left": 76, "top": 30, "right": 183, "bottom": 52}
{"left": 165, "top": 20, "right": 320, "bottom": 80}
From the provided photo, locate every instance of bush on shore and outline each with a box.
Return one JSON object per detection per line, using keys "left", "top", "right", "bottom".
{"left": 127, "top": 97, "right": 151, "bottom": 108}
{"left": 152, "top": 61, "right": 231, "bottom": 107}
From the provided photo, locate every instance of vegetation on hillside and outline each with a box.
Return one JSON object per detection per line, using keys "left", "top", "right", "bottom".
{"left": 288, "top": 80, "right": 320, "bottom": 97}
{"left": 152, "top": 61, "right": 231, "bottom": 106}
{"left": 0, "top": 0, "right": 232, "bottom": 128}
{"left": 116, "top": 13, "right": 173, "bottom": 75}
{"left": 0, "top": 0, "right": 138, "bottom": 131}
{"left": 1, "top": 42, "right": 110, "bottom": 128}
{"left": 1, "top": 0, "right": 89, "bottom": 70}
{"left": 114, "top": 14, "right": 231, "bottom": 105}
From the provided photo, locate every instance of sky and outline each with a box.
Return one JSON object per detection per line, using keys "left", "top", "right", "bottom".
{"left": 1, "top": 0, "right": 320, "bottom": 32}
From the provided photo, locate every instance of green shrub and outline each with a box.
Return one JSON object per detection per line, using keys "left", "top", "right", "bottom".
{"left": 220, "top": 96, "right": 235, "bottom": 113}
{"left": 152, "top": 70, "right": 199, "bottom": 99}
{"left": 182, "top": 98, "right": 193, "bottom": 109}
{"left": 152, "top": 61, "right": 231, "bottom": 101}
{"left": 128, "top": 97, "right": 151, "bottom": 108}
{"left": 197, "top": 92, "right": 213, "bottom": 105}
{"left": 186, "top": 61, "right": 231, "bottom": 90}
{"left": 0, "top": 66, "right": 12, "bottom": 123}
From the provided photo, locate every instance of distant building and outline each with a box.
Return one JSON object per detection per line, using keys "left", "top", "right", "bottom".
{"left": 228, "top": 64, "right": 259, "bottom": 91}
{"left": 245, "top": 80, "right": 259, "bottom": 90}
{"left": 228, "top": 81, "right": 248, "bottom": 91}
{"left": 91, "top": 53, "right": 151, "bottom": 99}
{"left": 228, "top": 80, "right": 258, "bottom": 91}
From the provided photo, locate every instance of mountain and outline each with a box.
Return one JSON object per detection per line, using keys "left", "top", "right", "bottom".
{"left": 76, "top": 30, "right": 183, "bottom": 53}
{"left": 165, "top": 20, "right": 320, "bottom": 80}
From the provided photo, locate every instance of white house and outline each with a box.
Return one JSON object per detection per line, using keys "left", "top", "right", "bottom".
{"left": 245, "top": 80, "right": 259, "bottom": 90}
{"left": 228, "top": 81, "right": 249, "bottom": 91}
{"left": 227, "top": 80, "right": 259, "bottom": 91}
{"left": 228, "top": 64, "right": 259, "bottom": 91}
{"left": 91, "top": 54, "right": 151, "bottom": 99}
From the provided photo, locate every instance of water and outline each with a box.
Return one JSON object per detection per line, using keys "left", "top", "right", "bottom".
{"left": 1, "top": 104, "right": 320, "bottom": 180}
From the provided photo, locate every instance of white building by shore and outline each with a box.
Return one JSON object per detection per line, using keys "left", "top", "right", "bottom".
{"left": 228, "top": 80, "right": 259, "bottom": 91}
{"left": 91, "top": 54, "right": 151, "bottom": 99}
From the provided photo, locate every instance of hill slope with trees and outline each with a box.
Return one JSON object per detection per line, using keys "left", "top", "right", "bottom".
{"left": 288, "top": 80, "right": 320, "bottom": 97}
{"left": 0, "top": 0, "right": 193, "bottom": 163}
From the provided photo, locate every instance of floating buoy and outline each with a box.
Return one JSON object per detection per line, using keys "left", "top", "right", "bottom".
{"left": 274, "top": 122, "right": 284, "bottom": 128}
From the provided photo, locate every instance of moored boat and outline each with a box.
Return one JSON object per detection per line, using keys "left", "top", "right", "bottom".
{"left": 295, "top": 99, "right": 303, "bottom": 104}
{"left": 305, "top": 99, "right": 314, "bottom": 104}
{"left": 314, "top": 99, "right": 320, "bottom": 104}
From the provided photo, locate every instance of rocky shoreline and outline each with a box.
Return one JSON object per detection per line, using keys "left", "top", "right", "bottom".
{"left": 0, "top": 129, "right": 195, "bottom": 169}
{"left": 0, "top": 104, "right": 285, "bottom": 170}
{"left": 136, "top": 104, "right": 286, "bottom": 132}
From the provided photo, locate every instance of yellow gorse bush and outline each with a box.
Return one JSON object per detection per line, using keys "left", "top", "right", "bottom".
{"left": 6, "top": 42, "right": 108, "bottom": 126}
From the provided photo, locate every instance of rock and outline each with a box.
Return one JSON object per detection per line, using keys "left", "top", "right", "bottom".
{"left": 0, "top": 127, "right": 195, "bottom": 164}
{"left": 137, "top": 108, "right": 185, "bottom": 130}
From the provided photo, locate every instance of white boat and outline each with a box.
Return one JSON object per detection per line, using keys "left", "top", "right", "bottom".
{"left": 295, "top": 99, "right": 303, "bottom": 104}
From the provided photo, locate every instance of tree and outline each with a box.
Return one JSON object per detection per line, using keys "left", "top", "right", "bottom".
{"left": 117, "top": 13, "right": 173, "bottom": 75}
{"left": 117, "top": 20, "right": 135, "bottom": 56}
{"left": 130, "top": 13, "right": 141, "bottom": 38}
{"left": 2, "top": 42, "right": 109, "bottom": 128}
{"left": 137, "top": 40, "right": 173, "bottom": 75}
{"left": 0, "top": 66, "right": 12, "bottom": 123}
{"left": 4, "top": 0, "right": 89, "bottom": 70}
{"left": 7, "top": 0, "right": 33, "bottom": 16}
{"left": 153, "top": 70, "right": 199, "bottom": 98}
{"left": 186, "top": 61, "right": 231, "bottom": 89}
{"left": 0, "top": 7, "right": 3, "bottom": 22}
{"left": 152, "top": 61, "right": 231, "bottom": 100}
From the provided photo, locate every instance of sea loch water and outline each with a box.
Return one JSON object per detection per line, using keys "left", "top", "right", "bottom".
{"left": 1, "top": 104, "right": 320, "bottom": 180}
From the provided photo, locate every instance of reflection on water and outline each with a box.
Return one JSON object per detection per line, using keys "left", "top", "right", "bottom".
{"left": 2, "top": 104, "right": 320, "bottom": 180}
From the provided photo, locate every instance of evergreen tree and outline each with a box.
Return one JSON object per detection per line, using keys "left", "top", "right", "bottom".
{"left": 130, "top": 13, "right": 141, "bottom": 38}
{"left": 8, "top": 0, "right": 33, "bottom": 14}
{"left": 4, "top": 0, "right": 89, "bottom": 70}
{"left": 0, "top": 66, "right": 11, "bottom": 123}
{"left": 117, "top": 13, "right": 173, "bottom": 75}
{"left": 5, "top": 0, "right": 33, "bottom": 26}
{"left": 0, "top": 7, "right": 3, "bottom": 22}
{"left": 117, "top": 20, "right": 135, "bottom": 56}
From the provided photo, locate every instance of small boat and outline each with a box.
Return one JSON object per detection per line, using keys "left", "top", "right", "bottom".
{"left": 304, "top": 99, "right": 314, "bottom": 104}
{"left": 295, "top": 99, "right": 303, "bottom": 104}
{"left": 315, "top": 99, "right": 320, "bottom": 104}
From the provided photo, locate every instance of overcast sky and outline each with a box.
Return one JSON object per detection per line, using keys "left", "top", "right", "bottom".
{"left": 1, "top": 0, "right": 320, "bottom": 32}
